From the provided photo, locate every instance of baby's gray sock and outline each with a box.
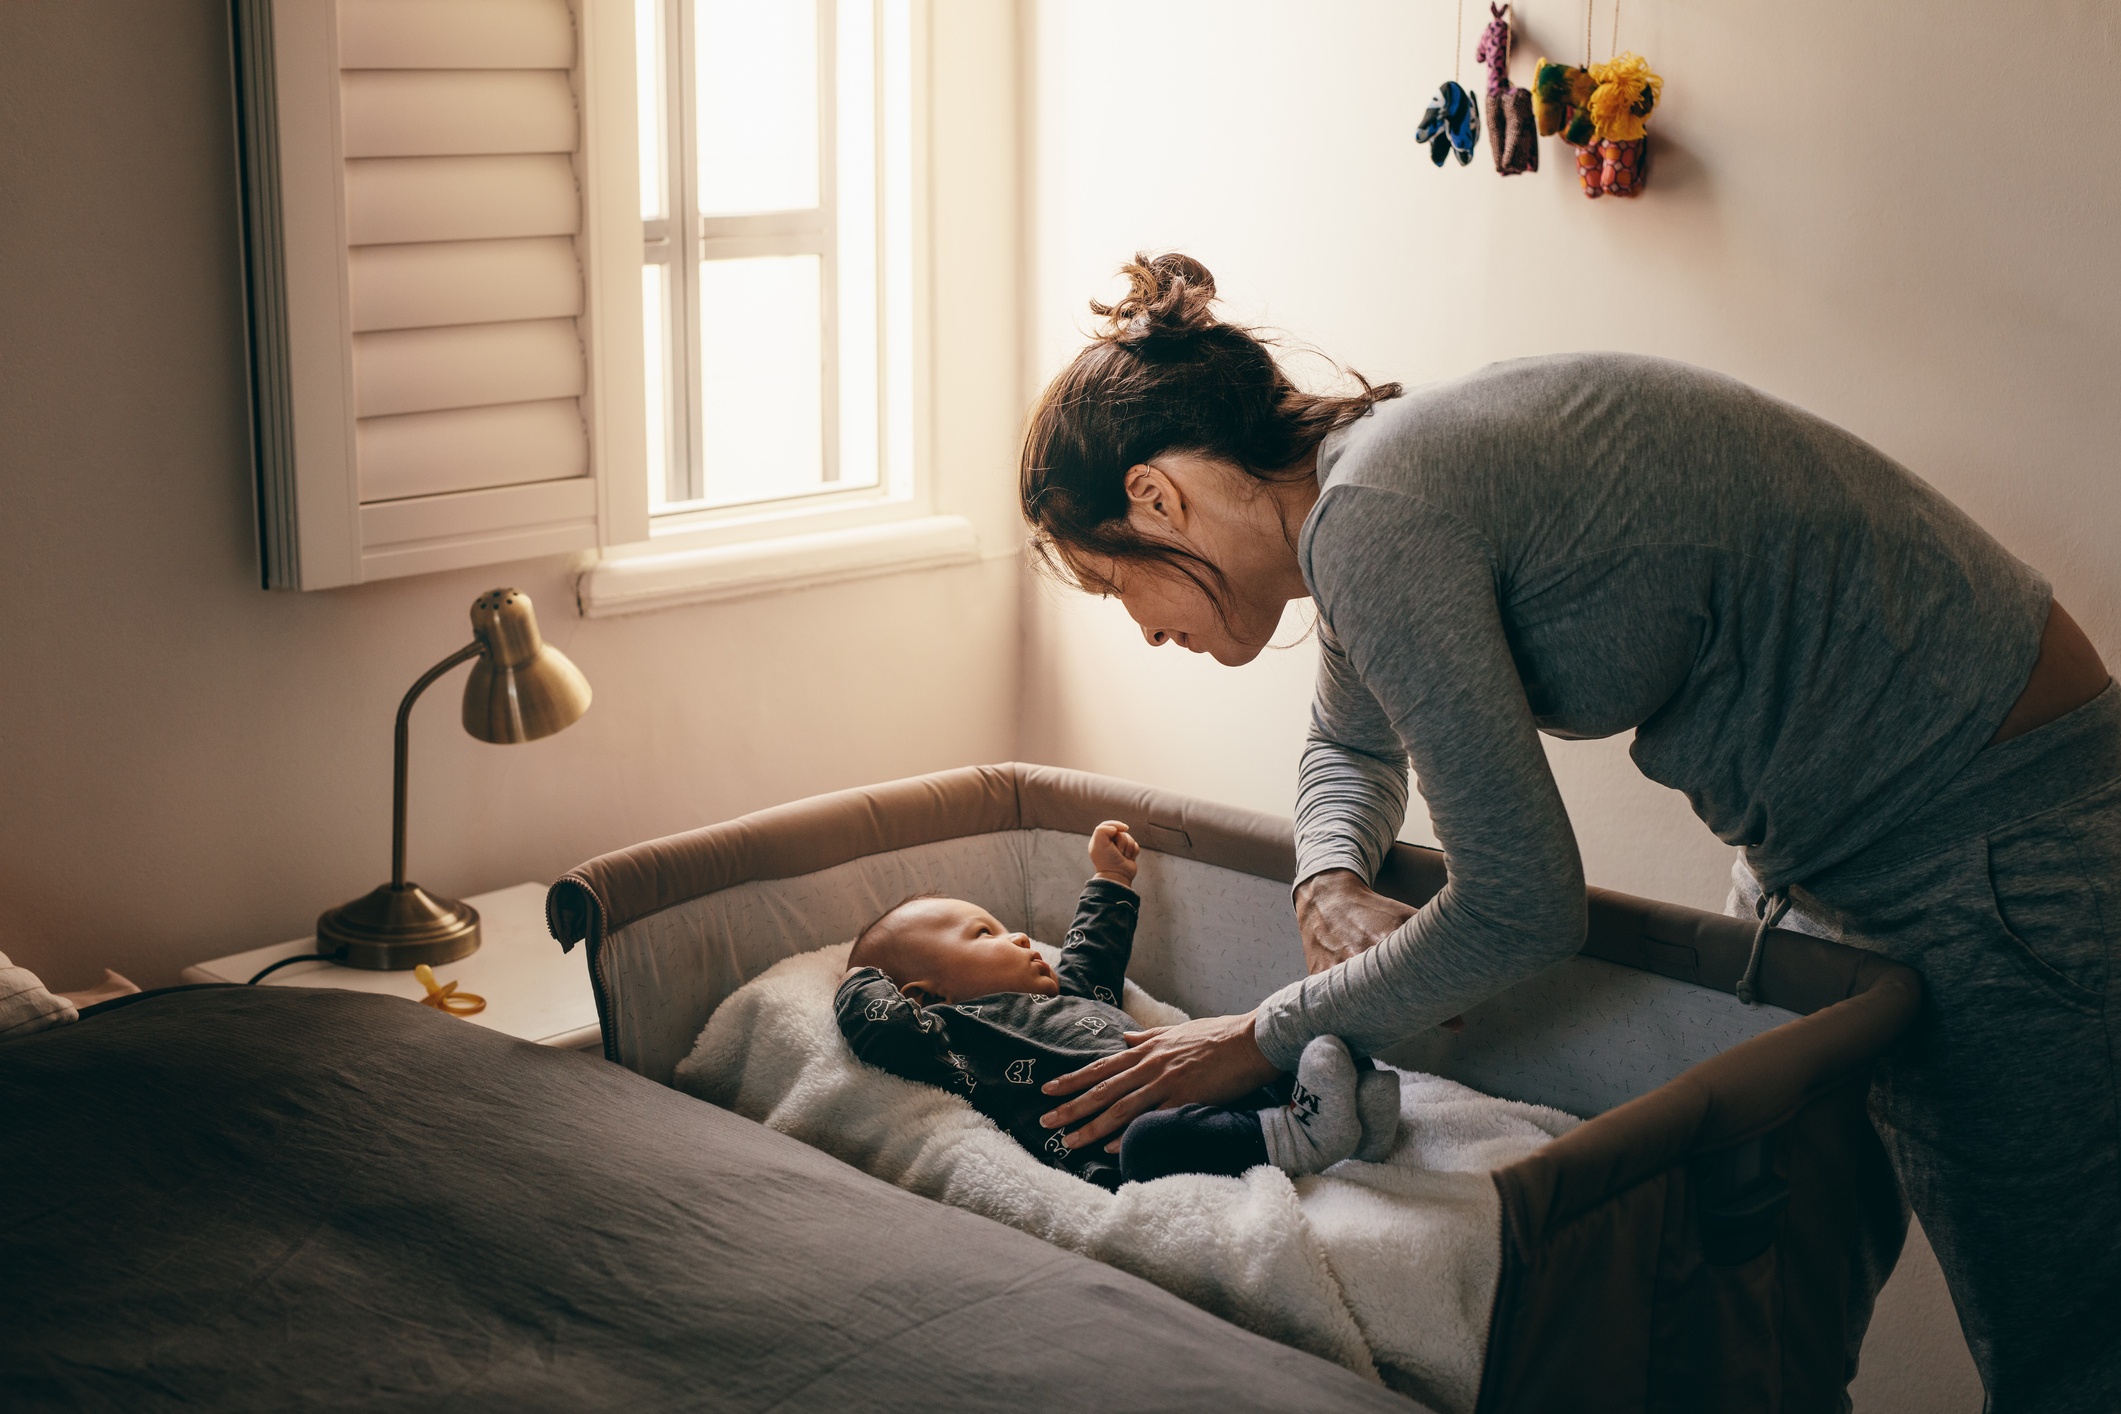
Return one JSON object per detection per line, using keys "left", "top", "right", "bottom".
{"left": 1259, "top": 1035, "right": 1361, "bottom": 1176}
{"left": 1354, "top": 1065, "right": 1402, "bottom": 1162}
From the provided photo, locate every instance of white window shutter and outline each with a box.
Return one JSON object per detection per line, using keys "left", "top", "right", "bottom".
{"left": 234, "top": 0, "right": 646, "bottom": 590}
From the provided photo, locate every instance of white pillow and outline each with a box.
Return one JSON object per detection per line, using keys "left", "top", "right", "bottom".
{"left": 0, "top": 950, "right": 78, "bottom": 1040}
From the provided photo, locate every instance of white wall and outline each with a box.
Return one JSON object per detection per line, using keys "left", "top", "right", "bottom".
{"left": 1021, "top": 0, "right": 2121, "bottom": 919}
{"left": 0, "top": 0, "right": 1026, "bottom": 989}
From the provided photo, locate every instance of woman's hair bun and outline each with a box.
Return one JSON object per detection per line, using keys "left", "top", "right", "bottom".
{"left": 1091, "top": 252, "right": 1220, "bottom": 354}
{"left": 1022, "top": 253, "right": 1404, "bottom": 593}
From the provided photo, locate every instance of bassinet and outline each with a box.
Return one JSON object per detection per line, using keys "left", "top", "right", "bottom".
{"left": 547, "top": 763, "right": 1917, "bottom": 1413}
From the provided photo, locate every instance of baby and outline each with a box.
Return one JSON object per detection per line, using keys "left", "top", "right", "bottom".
{"left": 834, "top": 821, "right": 1399, "bottom": 1191}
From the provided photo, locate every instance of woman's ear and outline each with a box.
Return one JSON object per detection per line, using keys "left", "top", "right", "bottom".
{"left": 1123, "top": 462, "right": 1190, "bottom": 537}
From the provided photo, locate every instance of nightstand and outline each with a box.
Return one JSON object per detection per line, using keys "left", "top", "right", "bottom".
{"left": 182, "top": 883, "right": 601, "bottom": 1050}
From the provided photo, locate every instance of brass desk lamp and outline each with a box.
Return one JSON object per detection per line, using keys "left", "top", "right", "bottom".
{"left": 317, "top": 588, "right": 591, "bottom": 970}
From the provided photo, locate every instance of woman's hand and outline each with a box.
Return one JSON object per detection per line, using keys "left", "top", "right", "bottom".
{"left": 1294, "top": 869, "right": 1466, "bottom": 1032}
{"left": 1295, "top": 869, "right": 1415, "bottom": 974}
{"left": 1038, "top": 1011, "right": 1281, "bottom": 1152}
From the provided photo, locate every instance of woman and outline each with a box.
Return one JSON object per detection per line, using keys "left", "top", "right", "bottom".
{"left": 1022, "top": 254, "right": 2117, "bottom": 1409}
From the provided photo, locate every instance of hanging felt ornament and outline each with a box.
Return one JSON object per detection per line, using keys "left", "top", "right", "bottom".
{"left": 1416, "top": 83, "right": 1481, "bottom": 166}
{"left": 1581, "top": 52, "right": 1661, "bottom": 197}
{"left": 1475, "top": 5, "right": 1537, "bottom": 175}
{"left": 1532, "top": 60, "right": 1596, "bottom": 144}
{"left": 1416, "top": 0, "right": 1481, "bottom": 167}
{"left": 1537, "top": 1, "right": 1663, "bottom": 198}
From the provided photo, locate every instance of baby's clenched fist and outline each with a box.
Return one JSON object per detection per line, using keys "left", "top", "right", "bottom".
{"left": 1089, "top": 820, "right": 1141, "bottom": 886}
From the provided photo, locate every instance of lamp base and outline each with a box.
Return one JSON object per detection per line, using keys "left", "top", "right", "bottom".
{"left": 317, "top": 883, "right": 481, "bottom": 971}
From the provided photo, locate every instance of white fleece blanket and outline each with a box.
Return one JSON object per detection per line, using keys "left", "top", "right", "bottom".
{"left": 675, "top": 943, "right": 1576, "bottom": 1413}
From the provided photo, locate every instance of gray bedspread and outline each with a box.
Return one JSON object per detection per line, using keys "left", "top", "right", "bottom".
{"left": 0, "top": 986, "right": 1415, "bottom": 1412}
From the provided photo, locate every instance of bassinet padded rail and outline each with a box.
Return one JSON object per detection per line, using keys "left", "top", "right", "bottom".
{"left": 549, "top": 763, "right": 1918, "bottom": 1414}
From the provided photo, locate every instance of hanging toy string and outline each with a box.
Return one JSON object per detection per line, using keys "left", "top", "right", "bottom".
{"left": 1455, "top": 0, "right": 1464, "bottom": 83}
{"left": 1583, "top": 0, "right": 1593, "bottom": 68}
{"left": 1610, "top": 0, "right": 1622, "bottom": 59}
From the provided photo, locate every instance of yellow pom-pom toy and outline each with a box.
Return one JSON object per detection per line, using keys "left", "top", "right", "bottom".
{"left": 1586, "top": 53, "right": 1662, "bottom": 143}
{"left": 1563, "top": 49, "right": 1662, "bottom": 198}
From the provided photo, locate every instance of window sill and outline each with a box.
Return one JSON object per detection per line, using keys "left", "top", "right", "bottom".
{"left": 574, "top": 514, "right": 981, "bottom": 619}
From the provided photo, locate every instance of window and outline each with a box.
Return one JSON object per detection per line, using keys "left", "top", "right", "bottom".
{"left": 635, "top": 0, "right": 915, "bottom": 528}
{"left": 234, "top": 0, "right": 944, "bottom": 601}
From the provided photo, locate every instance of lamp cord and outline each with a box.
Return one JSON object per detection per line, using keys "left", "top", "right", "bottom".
{"left": 248, "top": 952, "right": 343, "bottom": 985}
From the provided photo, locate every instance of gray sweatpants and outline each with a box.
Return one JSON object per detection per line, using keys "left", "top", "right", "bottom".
{"left": 1734, "top": 683, "right": 2121, "bottom": 1413}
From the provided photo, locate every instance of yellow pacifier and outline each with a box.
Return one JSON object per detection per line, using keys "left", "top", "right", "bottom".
{"left": 414, "top": 964, "right": 487, "bottom": 1017}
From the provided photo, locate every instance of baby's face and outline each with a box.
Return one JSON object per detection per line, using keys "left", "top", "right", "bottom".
{"left": 881, "top": 898, "right": 1060, "bottom": 1004}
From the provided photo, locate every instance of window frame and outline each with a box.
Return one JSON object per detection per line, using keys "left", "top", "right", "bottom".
{"left": 626, "top": 0, "right": 927, "bottom": 554}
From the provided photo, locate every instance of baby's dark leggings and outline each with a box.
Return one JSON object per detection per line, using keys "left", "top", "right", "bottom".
{"left": 1116, "top": 1080, "right": 1290, "bottom": 1183}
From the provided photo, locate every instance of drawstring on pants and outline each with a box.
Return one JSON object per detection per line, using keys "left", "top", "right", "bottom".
{"left": 1736, "top": 889, "right": 1790, "bottom": 1006}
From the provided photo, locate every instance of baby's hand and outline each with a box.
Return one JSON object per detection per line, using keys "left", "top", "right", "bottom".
{"left": 1089, "top": 820, "right": 1141, "bottom": 886}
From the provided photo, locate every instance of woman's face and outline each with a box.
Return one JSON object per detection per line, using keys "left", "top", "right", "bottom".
{"left": 1089, "top": 451, "right": 1313, "bottom": 666}
{"left": 1103, "top": 559, "right": 1280, "bottom": 667}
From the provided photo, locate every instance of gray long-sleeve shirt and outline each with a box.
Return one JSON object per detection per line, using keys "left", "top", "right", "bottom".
{"left": 1252, "top": 352, "right": 2049, "bottom": 1070}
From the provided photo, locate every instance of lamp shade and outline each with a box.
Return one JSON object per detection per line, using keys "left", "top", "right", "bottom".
{"left": 462, "top": 588, "right": 591, "bottom": 744}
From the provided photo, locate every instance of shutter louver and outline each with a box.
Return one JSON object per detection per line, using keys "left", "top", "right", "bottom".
{"left": 234, "top": 0, "right": 645, "bottom": 589}
{"left": 348, "top": 237, "right": 582, "bottom": 332}
{"left": 340, "top": 0, "right": 588, "bottom": 508}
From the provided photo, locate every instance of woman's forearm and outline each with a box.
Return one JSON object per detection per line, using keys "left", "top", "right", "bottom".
{"left": 1269, "top": 488, "right": 1590, "bottom": 1069}
{"left": 1294, "top": 735, "right": 1409, "bottom": 888}
{"left": 1295, "top": 627, "right": 1412, "bottom": 888}
{"left": 1259, "top": 879, "right": 1584, "bottom": 1068}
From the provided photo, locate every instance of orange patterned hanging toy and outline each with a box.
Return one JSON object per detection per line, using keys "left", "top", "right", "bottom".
{"left": 1532, "top": 0, "right": 1662, "bottom": 197}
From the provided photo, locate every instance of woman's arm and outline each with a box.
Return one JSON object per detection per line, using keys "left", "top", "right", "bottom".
{"left": 1294, "top": 626, "right": 1411, "bottom": 891}
{"left": 1292, "top": 626, "right": 1418, "bottom": 973}
{"left": 1253, "top": 487, "right": 1587, "bottom": 1069}
{"left": 1041, "top": 488, "right": 1588, "bottom": 1147}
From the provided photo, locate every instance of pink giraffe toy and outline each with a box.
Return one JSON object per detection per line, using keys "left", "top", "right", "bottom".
{"left": 1475, "top": 4, "right": 1538, "bottom": 176}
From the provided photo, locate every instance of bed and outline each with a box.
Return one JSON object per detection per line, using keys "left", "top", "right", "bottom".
{"left": 546, "top": 763, "right": 1920, "bottom": 1413}
{"left": 0, "top": 983, "right": 1411, "bottom": 1412}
